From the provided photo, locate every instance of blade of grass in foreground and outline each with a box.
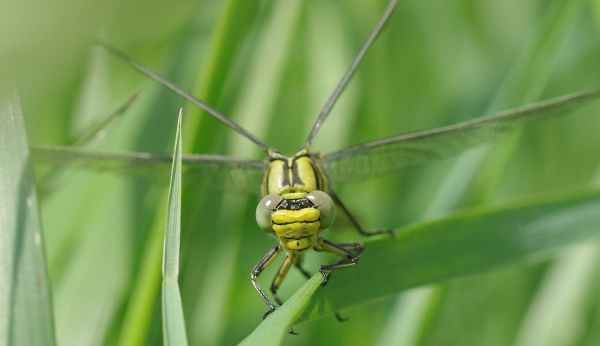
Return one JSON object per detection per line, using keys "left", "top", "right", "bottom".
{"left": 161, "top": 109, "right": 188, "bottom": 346}
{"left": 0, "top": 91, "right": 55, "bottom": 345}
{"left": 294, "top": 188, "right": 600, "bottom": 321}
{"left": 239, "top": 275, "right": 323, "bottom": 346}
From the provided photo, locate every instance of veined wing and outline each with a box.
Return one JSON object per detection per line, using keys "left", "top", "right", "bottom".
{"left": 31, "top": 145, "right": 266, "bottom": 195}
{"left": 323, "top": 90, "right": 600, "bottom": 184}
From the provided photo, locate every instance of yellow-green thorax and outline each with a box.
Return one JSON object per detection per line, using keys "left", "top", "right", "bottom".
{"left": 261, "top": 149, "right": 328, "bottom": 197}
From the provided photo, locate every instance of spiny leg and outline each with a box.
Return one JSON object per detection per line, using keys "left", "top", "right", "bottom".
{"left": 323, "top": 240, "right": 363, "bottom": 323}
{"left": 329, "top": 241, "right": 363, "bottom": 321}
{"left": 331, "top": 191, "right": 395, "bottom": 237}
{"left": 314, "top": 238, "right": 360, "bottom": 287}
{"left": 294, "top": 254, "right": 349, "bottom": 322}
{"left": 337, "top": 242, "right": 364, "bottom": 255}
{"left": 270, "top": 252, "right": 300, "bottom": 334}
{"left": 251, "top": 245, "right": 281, "bottom": 319}
{"left": 293, "top": 254, "right": 312, "bottom": 279}
{"left": 270, "top": 252, "right": 295, "bottom": 306}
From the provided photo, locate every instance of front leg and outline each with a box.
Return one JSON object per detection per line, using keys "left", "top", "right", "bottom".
{"left": 294, "top": 252, "right": 350, "bottom": 323}
{"left": 331, "top": 191, "right": 395, "bottom": 237}
{"left": 293, "top": 254, "right": 312, "bottom": 279}
{"left": 251, "top": 245, "right": 281, "bottom": 319}
{"left": 314, "top": 238, "right": 360, "bottom": 287}
{"left": 270, "top": 252, "right": 295, "bottom": 306}
{"left": 269, "top": 252, "right": 300, "bottom": 335}
{"left": 337, "top": 241, "right": 364, "bottom": 255}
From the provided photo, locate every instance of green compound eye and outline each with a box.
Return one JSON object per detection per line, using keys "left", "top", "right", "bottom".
{"left": 256, "top": 194, "right": 283, "bottom": 232}
{"left": 306, "top": 190, "right": 335, "bottom": 229}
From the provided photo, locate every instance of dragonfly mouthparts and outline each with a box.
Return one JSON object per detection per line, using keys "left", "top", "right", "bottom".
{"left": 276, "top": 195, "right": 313, "bottom": 211}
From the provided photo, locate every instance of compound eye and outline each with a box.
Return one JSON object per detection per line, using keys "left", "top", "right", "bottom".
{"left": 307, "top": 190, "right": 335, "bottom": 229}
{"left": 256, "top": 194, "right": 283, "bottom": 232}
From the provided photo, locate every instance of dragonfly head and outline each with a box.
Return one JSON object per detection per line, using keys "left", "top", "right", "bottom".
{"left": 256, "top": 190, "right": 336, "bottom": 250}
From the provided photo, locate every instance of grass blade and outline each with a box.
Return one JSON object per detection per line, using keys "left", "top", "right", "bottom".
{"left": 299, "top": 188, "right": 600, "bottom": 321}
{"left": 161, "top": 109, "right": 188, "bottom": 346}
{"left": 36, "top": 92, "right": 139, "bottom": 189}
{"left": 239, "top": 275, "right": 322, "bottom": 346}
{"left": 514, "top": 244, "right": 600, "bottom": 346}
{"left": 72, "top": 92, "right": 139, "bottom": 146}
{"left": 0, "top": 91, "right": 55, "bottom": 345}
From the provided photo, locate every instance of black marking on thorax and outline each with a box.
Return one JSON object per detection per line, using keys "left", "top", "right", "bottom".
{"left": 264, "top": 152, "right": 326, "bottom": 196}
{"left": 270, "top": 157, "right": 291, "bottom": 188}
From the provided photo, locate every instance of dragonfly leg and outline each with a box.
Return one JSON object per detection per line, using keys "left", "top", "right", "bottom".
{"left": 314, "top": 238, "right": 360, "bottom": 287}
{"left": 331, "top": 191, "right": 395, "bottom": 237}
{"left": 294, "top": 254, "right": 312, "bottom": 279}
{"left": 270, "top": 252, "right": 300, "bottom": 335}
{"left": 251, "top": 245, "right": 281, "bottom": 319}
{"left": 270, "top": 252, "right": 295, "bottom": 306}
{"left": 294, "top": 253, "right": 349, "bottom": 322}
{"left": 337, "top": 242, "right": 364, "bottom": 255}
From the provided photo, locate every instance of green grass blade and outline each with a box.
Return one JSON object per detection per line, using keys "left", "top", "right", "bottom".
{"left": 424, "top": 0, "right": 588, "bottom": 219}
{"left": 72, "top": 92, "right": 139, "bottom": 147}
{"left": 35, "top": 93, "right": 139, "bottom": 189}
{"left": 298, "top": 188, "right": 600, "bottom": 321}
{"left": 376, "top": 287, "right": 437, "bottom": 346}
{"left": 239, "top": 275, "right": 322, "bottom": 346}
{"left": 392, "top": 1, "right": 592, "bottom": 344}
{"left": 514, "top": 244, "right": 600, "bottom": 346}
{"left": 0, "top": 91, "right": 55, "bottom": 345}
{"left": 161, "top": 109, "right": 188, "bottom": 346}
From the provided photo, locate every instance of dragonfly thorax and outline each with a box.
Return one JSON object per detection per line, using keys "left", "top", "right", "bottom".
{"left": 260, "top": 149, "right": 328, "bottom": 196}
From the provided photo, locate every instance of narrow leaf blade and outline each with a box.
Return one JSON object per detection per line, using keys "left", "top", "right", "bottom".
{"left": 0, "top": 91, "right": 55, "bottom": 345}
{"left": 239, "top": 275, "right": 322, "bottom": 346}
{"left": 161, "top": 109, "right": 188, "bottom": 346}
{"left": 299, "top": 188, "right": 600, "bottom": 321}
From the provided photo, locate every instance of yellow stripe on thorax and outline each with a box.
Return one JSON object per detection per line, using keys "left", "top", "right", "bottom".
{"left": 262, "top": 153, "right": 324, "bottom": 196}
{"left": 293, "top": 156, "right": 318, "bottom": 191}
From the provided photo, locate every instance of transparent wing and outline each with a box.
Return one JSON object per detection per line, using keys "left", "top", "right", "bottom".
{"left": 323, "top": 90, "right": 600, "bottom": 184}
{"left": 31, "top": 145, "right": 266, "bottom": 195}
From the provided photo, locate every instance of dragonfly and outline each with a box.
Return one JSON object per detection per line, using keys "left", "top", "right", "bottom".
{"left": 31, "top": 0, "right": 600, "bottom": 325}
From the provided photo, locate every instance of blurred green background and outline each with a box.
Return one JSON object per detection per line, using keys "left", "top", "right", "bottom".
{"left": 3, "top": 0, "right": 600, "bottom": 345}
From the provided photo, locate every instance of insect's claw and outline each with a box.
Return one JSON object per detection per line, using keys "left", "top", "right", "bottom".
{"left": 274, "top": 296, "right": 284, "bottom": 306}
{"left": 359, "top": 227, "right": 395, "bottom": 238}
{"left": 354, "top": 243, "right": 365, "bottom": 255}
{"left": 319, "top": 268, "right": 331, "bottom": 287}
{"left": 263, "top": 306, "right": 276, "bottom": 320}
{"left": 366, "top": 228, "right": 394, "bottom": 237}
{"left": 335, "top": 312, "right": 349, "bottom": 322}
{"left": 384, "top": 228, "right": 396, "bottom": 238}
{"left": 288, "top": 328, "right": 299, "bottom": 335}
